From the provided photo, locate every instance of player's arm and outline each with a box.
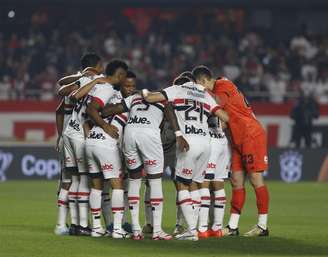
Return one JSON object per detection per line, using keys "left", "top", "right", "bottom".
{"left": 57, "top": 67, "right": 98, "bottom": 86}
{"left": 101, "top": 103, "right": 127, "bottom": 118}
{"left": 164, "top": 103, "right": 189, "bottom": 152}
{"left": 70, "top": 77, "right": 108, "bottom": 102}
{"left": 55, "top": 99, "right": 65, "bottom": 151}
{"left": 141, "top": 89, "right": 166, "bottom": 103}
{"left": 57, "top": 81, "right": 79, "bottom": 97}
{"left": 213, "top": 108, "right": 229, "bottom": 123}
{"left": 86, "top": 100, "right": 119, "bottom": 139}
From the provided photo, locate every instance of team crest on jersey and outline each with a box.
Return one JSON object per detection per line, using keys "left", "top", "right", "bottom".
{"left": 279, "top": 150, "right": 302, "bottom": 183}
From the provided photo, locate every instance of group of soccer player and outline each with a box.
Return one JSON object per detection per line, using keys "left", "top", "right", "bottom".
{"left": 54, "top": 52, "right": 270, "bottom": 241}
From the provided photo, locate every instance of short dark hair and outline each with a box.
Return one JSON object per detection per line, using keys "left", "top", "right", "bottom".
{"left": 192, "top": 65, "right": 213, "bottom": 80}
{"left": 173, "top": 76, "right": 191, "bottom": 85}
{"left": 105, "top": 59, "right": 129, "bottom": 76}
{"left": 80, "top": 53, "right": 101, "bottom": 69}
{"left": 179, "top": 71, "right": 196, "bottom": 82}
{"left": 126, "top": 70, "right": 137, "bottom": 79}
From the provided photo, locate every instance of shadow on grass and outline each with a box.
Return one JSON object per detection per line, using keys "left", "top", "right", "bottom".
{"left": 81, "top": 236, "right": 328, "bottom": 256}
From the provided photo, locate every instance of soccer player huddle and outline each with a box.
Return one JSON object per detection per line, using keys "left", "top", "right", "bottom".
{"left": 54, "top": 53, "right": 270, "bottom": 241}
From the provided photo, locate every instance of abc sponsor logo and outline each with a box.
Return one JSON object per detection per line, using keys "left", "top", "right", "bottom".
{"left": 127, "top": 159, "right": 136, "bottom": 165}
{"left": 144, "top": 160, "right": 157, "bottom": 166}
{"left": 207, "top": 163, "right": 216, "bottom": 169}
{"left": 22, "top": 155, "right": 60, "bottom": 179}
{"left": 101, "top": 163, "right": 113, "bottom": 171}
{"left": 182, "top": 168, "right": 192, "bottom": 175}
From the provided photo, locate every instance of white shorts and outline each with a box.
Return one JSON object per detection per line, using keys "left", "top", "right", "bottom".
{"left": 58, "top": 137, "right": 72, "bottom": 183}
{"left": 63, "top": 134, "right": 88, "bottom": 174}
{"left": 123, "top": 128, "right": 164, "bottom": 175}
{"left": 86, "top": 139, "right": 123, "bottom": 180}
{"left": 175, "top": 136, "right": 210, "bottom": 184}
{"left": 205, "top": 137, "right": 231, "bottom": 181}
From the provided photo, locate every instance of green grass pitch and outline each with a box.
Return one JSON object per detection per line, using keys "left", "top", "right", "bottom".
{"left": 0, "top": 181, "right": 327, "bottom": 257}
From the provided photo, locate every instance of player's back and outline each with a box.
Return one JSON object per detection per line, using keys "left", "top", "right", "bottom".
{"left": 214, "top": 78, "right": 264, "bottom": 144}
{"left": 124, "top": 93, "right": 165, "bottom": 131}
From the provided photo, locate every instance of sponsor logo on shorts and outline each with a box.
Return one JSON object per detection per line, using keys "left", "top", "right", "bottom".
{"left": 101, "top": 163, "right": 113, "bottom": 171}
{"left": 88, "top": 131, "right": 105, "bottom": 140}
{"left": 127, "top": 115, "right": 151, "bottom": 125}
{"left": 207, "top": 162, "right": 216, "bottom": 169}
{"left": 69, "top": 119, "right": 80, "bottom": 131}
{"left": 127, "top": 159, "right": 136, "bottom": 165}
{"left": 182, "top": 168, "right": 192, "bottom": 175}
{"left": 185, "top": 125, "right": 206, "bottom": 136}
{"left": 144, "top": 160, "right": 157, "bottom": 166}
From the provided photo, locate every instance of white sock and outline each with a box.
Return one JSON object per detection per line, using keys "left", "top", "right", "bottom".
{"left": 198, "top": 188, "right": 210, "bottom": 232}
{"left": 128, "top": 178, "right": 142, "bottom": 232}
{"left": 258, "top": 214, "right": 268, "bottom": 229}
{"left": 228, "top": 213, "right": 240, "bottom": 230}
{"left": 102, "top": 181, "right": 112, "bottom": 227}
{"left": 56, "top": 188, "right": 69, "bottom": 227}
{"left": 68, "top": 175, "right": 79, "bottom": 225}
{"left": 112, "top": 189, "right": 124, "bottom": 230}
{"left": 122, "top": 178, "right": 129, "bottom": 224}
{"left": 89, "top": 188, "right": 102, "bottom": 229}
{"left": 212, "top": 189, "right": 226, "bottom": 231}
{"left": 178, "top": 190, "right": 196, "bottom": 232}
{"left": 176, "top": 194, "right": 184, "bottom": 226}
{"left": 190, "top": 189, "right": 201, "bottom": 229}
{"left": 148, "top": 178, "right": 163, "bottom": 233}
{"left": 144, "top": 184, "right": 152, "bottom": 226}
{"left": 78, "top": 174, "right": 90, "bottom": 228}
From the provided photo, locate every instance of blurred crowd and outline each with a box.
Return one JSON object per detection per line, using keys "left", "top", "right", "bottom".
{"left": 0, "top": 7, "right": 327, "bottom": 103}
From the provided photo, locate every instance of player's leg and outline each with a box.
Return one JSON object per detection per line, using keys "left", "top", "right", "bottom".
{"left": 139, "top": 131, "right": 171, "bottom": 240}
{"left": 55, "top": 137, "right": 72, "bottom": 235}
{"left": 63, "top": 135, "right": 80, "bottom": 235}
{"left": 121, "top": 173, "right": 132, "bottom": 232}
{"left": 74, "top": 139, "right": 90, "bottom": 235}
{"left": 223, "top": 147, "right": 245, "bottom": 236}
{"left": 101, "top": 179, "right": 112, "bottom": 231}
{"left": 243, "top": 134, "right": 269, "bottom": 236}
{"left": 124, "top": 130, "right": 143, "bottom": 239}
{"left": 86, "top": 144, "right": 107, "bottom": 237}
{"left": 209, "top": 142, "right": 230, "bottom": 237}
{"left": 198, "top": 180, "right": 211, "bottom": 238}
{"left": 174, "top": 145, "right": 199, "bottom": 241}
{"left": 173, "top": 179, "right": 185, "bottom": 235}
{"left": 142, "top": 179, "right": 153, "bottom": 234}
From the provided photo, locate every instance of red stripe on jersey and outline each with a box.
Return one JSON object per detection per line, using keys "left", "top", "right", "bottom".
{"left": 203, "top": 103, "right": 210, "bottom": 111}
{"left": 174, "top": 98, "right": 184, "bottom": 105}
{"left": 92, "top": 96, "right": 105, "bottom": 107}
{"left": 118, "top": 114, "right": 128, "bottom": 122}
{"left": 132, "top": 97, "right": 143, "bottom": 103}
{"left": 192, "top": 200, "right": 201, "bottom": 204}
{"left": 112, "top": 207, "right": 125, "bottom": 212}
{"left": 212, "top": 105, "right": 221, "bottom": 114}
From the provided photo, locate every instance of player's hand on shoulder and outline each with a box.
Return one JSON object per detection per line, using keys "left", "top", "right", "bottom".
{"left": 102, "top": 123, "right": 119, "bottom": 139}
{"left": 176, "top": 136, "right": 189, "bottom": 152}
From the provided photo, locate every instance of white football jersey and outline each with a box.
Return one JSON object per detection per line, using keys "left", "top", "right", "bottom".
{"left": 162, "top": 82, "right": 220, "bottom": 137}
{"left": 64, "top": 74, "right": 103, "bottom": 138}
{"left": 88, "top": 89, "right": 128, "bottom": 143}
{"left": 208, "top": 116, "right": 228, "bottom": 144}
{"left": 122, "top": 93, "right": 165, "bottom": 130}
